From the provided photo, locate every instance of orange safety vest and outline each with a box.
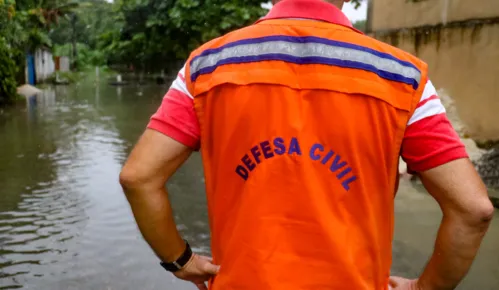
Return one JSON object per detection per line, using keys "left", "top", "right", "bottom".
{"left": 185, "top": 1, "right": 428, "bottom": 289}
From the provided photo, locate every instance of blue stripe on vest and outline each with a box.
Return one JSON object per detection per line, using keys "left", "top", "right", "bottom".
{"left": 190, "top": 35, "right": 422, "bottom": 89}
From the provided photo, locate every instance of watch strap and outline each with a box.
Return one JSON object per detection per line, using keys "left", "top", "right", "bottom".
{"left": 160, "top": 241, "right": 193, "bottom": 272}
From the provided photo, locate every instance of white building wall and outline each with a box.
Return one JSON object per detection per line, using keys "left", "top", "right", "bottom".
{"left": 34, "top": 48, "right": 55, "bottom": 82}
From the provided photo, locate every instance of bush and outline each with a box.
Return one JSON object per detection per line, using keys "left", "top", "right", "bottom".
{"left": 54, "top": 42, "right": 106, "bottom": 70}
{"left": 0, "top": 38, "right": 18, "bottom": 104}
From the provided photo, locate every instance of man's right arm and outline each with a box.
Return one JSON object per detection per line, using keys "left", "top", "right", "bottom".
{"left": 417, "top": 158, "right": 493, "bottom": 290}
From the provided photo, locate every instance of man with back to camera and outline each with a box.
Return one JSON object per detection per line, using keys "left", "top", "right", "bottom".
{"left": 119, "top": 0, "right": 494, "bottom": 289}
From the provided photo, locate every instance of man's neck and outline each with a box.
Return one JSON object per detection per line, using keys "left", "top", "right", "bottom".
{"left": 272, "top": 0, "right": 345, "bottom": 10}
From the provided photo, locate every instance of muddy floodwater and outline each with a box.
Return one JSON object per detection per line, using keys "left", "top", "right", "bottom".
{"left": 1, "top": 80, "right": 498, "bottom": 289}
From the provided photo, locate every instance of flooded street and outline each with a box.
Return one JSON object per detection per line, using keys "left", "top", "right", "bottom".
{"left": 0, "top": 80, "right": 498, "bottom": 289}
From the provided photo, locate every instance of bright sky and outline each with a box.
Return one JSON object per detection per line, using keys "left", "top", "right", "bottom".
{"left": 261, "top": 1, "right": 368, "bottom": 23}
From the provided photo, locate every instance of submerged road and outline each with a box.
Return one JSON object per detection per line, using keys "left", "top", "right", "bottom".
{"left": 0, "top": 81, "right": 497, "bottom": 289}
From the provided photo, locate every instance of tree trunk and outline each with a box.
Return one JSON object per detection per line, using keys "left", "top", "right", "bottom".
{"left": 71, "top": 13, "right": 78, "bottom": 71}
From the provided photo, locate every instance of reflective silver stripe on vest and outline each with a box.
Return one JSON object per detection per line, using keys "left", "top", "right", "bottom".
{"left": 190, "top": 40, "right": 421, "bottom": 87}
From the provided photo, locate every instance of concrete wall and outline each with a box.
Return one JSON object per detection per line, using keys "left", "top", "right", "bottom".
{"left": 371, "top": 0, "right": 499, "bottom": 31}
{"left": 372, "top": 23, "right": 499, "bottom": 142}
{"left": 370, "top": 0, "right": 499, "bottom": 142}
{"left": 34, "top": 48, "right": 55, "bottom": 83}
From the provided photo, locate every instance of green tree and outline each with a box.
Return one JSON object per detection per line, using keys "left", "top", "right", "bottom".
{"left": 50, "top": 0, "right": 118, "bottom": 52}
{"left": 103, "top": 0, "right": 266, "bottom": 73}
{"left": 0, "top": 0, "right": 20, "bottom": 103}
{"left": 102, "top": 0, "right": 365, "bottom": 73}
{"left": 48, "top": 0, "right": 115, "bottom": 69}
{"left": 1, "top": 0, "right": 18, "bottom": 43}
{"left": 13, "top": 0, "right": 79, "bottom": 51}
{"left": 0, "top": 39, "right": 18, "bottom": 104}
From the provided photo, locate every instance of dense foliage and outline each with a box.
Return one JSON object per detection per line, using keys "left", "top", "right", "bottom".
{"left": 50, "top": 0, "right": 118, "bottom": 69}
{"left": 39, "top": 0, "right": 366, "bottom": 72}
{"left": 101, "top": 0, "right": 266, "bottom": 72}
{"left": 1, "top": 0, "right": 19, "bottom": 103}
{"left": 0, "top": 39, "right": 18, "bottom": 104}
{"left": 104, "top": 0, "right": 364, "bottom": 71}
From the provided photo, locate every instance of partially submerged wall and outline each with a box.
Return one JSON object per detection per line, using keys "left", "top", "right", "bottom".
{"left": 34, "top": 48, "right": 55, "bottom": 83}
{"left": 371, "top": 0, "right": 499, "bottom": 31}
{"left": 369, "top": 0, "right": 499, "bottom": 142}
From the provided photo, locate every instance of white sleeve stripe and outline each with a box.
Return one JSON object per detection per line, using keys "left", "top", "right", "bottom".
{"left": 169, "top": 63, "right": 192, "bottom": 99}
{"left": 170, "top": 77, "right": 193, "bottom": 99}
{"left": 421, "top": 80, "right": 437, "bottom": 101}
{"left": 179, "top": 64, "right": 186, "bottom": 78}
{"left": 408, "top": 99, "right": 446, "bottom": 125}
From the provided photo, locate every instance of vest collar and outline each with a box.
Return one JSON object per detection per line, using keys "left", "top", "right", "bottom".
{"left": 257, "top": 0, "right": 361, "bottom": 33}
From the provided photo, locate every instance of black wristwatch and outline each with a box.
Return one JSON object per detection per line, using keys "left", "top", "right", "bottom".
{"left": 160, "top": 240, "right": 193, "bottom": 272}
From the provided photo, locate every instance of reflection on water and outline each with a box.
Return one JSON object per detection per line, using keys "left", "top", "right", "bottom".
{"left": 0, "top": 81, "right": 498, "bottom": 289}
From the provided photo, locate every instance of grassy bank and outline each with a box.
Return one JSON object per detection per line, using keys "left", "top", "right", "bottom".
{"left": 43, "top": 66, "right": 119, "bottom": 85}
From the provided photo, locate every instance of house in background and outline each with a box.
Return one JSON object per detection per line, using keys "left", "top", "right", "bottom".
{"left": 34, "top": 47, "right": 55, "bottom": 83}
{"left": 26, "top": 47, "right": 70, "bottom": 85}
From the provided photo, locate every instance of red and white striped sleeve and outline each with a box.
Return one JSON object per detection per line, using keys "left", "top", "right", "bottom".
{"left": 401, "top": 80, "right": 468, "bottom": 173}
{"left": 147, "top": 64, "right": 200, "bottom": 149}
